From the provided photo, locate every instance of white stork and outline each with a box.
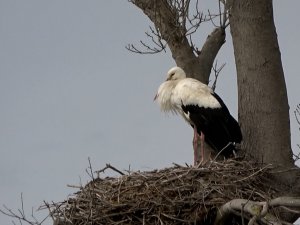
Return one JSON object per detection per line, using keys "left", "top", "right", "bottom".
{"left": 154, "top": 66, "right": 242, "bottom": 165}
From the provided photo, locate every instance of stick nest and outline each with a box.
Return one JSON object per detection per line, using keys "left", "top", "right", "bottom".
{"left": 49, "top": 160, "right": 277, "bottom": 225}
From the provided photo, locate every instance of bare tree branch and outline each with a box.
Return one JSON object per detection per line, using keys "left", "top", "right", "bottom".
{"left": 293, "top": 104, "right": 300, "bottom": 163}
{"left": 214, "top": 197, "right": 300, "bottom": 225}
{"left": 0, "top": 194, "right": 49, "bottom": 225}
{"left": 211, "top": 60, "right": 225, "bottom": 91}
{"left": 128, "top": 0, "right": 227, "bottom": 83}
{"left": 294, "top": 104, "right": 300, "bottom": 126}
{"left": 126, "top": 26, "right": 168, "bottom": 54}
{"left": 95, "top": 163, "right": 125, "bottom": 177}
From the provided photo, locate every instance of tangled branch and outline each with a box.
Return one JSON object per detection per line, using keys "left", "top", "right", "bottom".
{"left": 294, "top": 104, "right": 300, "bottom": 162}
{"left": 127, "top": 0, "right": 229, "bottom": 56}
{"left": 294, "top": 104, "right": 300, "bottom": 127}
{"left": 215, "top": 197, "right": 300, "bottom": 225}
{"left": 2, "top": 160, "right": 300, "bottom": 225}
{"left": 0, "top": 193, "right": 49, "bottom": 225}
{"left": 211, "top": 60, "right": 225, "bottom": 91}
{"left": 43, "top": 160, "right": 300, "bottom": 225}
{"left": 126, "top": 26, "right": 168, "bottom": 54}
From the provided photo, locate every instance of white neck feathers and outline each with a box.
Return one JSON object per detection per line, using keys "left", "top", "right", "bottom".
{"left": 155, "top": 80, "right": 180, "bottom": 113}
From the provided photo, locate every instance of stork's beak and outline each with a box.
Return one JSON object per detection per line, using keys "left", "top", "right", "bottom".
{"left": 154, "top": 93, "right": 158, "bottom": 101}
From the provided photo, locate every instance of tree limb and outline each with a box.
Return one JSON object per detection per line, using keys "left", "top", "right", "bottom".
{"left": 129, "top": 0, "right": 226, "bottom": 84}
{"left": 0, "top": 193, "right": 49, "bottom": 225}
{"left": 214, "top": 197, "right": 300, "bottom": 225}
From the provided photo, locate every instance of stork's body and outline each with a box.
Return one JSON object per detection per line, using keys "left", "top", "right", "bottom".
{"left": 155, "top": 67, "right": 242, "bottom": 165}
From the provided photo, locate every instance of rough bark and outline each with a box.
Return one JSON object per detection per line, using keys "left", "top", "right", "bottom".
{"left": 229, "top": 1, "right": 300, "bottom": 221}
{"left": 229, "top": 0, "right": 294, "bottom": 166}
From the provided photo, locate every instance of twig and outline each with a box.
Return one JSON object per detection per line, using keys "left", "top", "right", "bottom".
{"left": 0, "top": 193, "right": 49, "bottom": 225}
{"left": 211, "top": 60, "right": 225, "bottom": 91}
{"left": 86, "top": 157, "right": 95, "bottom": 181}
{"left": 44, "top": 160, "right": 300, "bottom": 225}
{"left": 95, "top": 163, "right": 125, "bottom": 176}
{"left": 294, "top": 104, "right": 300, "bottom": 126}
{"left": 234, "top": 164, "right": 272, "bottom": 183}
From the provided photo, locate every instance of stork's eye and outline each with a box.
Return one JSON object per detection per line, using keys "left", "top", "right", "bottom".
{"left": 166, "top": 72, "right": 176, "bottom": 81}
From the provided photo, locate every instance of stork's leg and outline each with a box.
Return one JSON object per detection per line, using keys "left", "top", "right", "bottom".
{"left": 192, "top": 126, "right": 198, "bottom": 166}
{"left": 200, "top": 132, "right": 205, "bottom": 163}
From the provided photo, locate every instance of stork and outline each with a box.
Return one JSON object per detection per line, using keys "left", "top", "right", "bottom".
{"left": 154, "top": 66, "right": 242, "bottom": 165}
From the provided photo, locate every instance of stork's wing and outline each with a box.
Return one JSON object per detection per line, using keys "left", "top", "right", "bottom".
{"left": 171, "top": 78, "right": 221, "bottom": 109}
{"left": 179, "top": 88, "right": 242, "bottom": 154}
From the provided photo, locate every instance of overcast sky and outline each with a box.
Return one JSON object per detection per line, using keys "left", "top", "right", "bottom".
{"left": 0, "top": 1, "right": 299, "bottom": 224}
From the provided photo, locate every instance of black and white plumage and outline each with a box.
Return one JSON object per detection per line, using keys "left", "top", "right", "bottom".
{"left": 154, "top": 66, "right": 242, "bottom": 164}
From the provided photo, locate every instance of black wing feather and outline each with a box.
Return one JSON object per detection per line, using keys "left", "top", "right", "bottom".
{"left": 181, "top": 92, "right": 242, "bottom": 156}
{"left": 212, "top": 93, "right": 242, "bottom": 143}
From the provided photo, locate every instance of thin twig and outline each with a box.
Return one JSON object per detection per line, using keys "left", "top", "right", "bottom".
{"left": 211, "top": 60, "right": 226, "bottom": 91}
{"left": 95, "top": 163, "right": 125, "bottom": 176}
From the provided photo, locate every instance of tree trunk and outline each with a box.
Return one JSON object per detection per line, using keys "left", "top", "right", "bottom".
{"left": 229, "top": 0, "right": 294, "bottom": 166}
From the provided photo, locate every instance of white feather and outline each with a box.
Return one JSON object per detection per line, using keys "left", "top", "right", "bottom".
{"left": 155, "top": 66, "right": 242, "bottom": 154}
{"left": 155, "top": 67, "right": 221, "bottom": 118}
{"left": 155, "top": 80, "right": 179, "bottom": 113}
{"left": 171, "top": 78, "right": 221, "bottom": 109}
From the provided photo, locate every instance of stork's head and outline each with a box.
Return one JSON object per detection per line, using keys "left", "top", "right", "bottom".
{"left": 154, "top": 66, "right": 186, "bottom": 102}
{"left": 166, "top": 67, "right": 186, "bottom": 81}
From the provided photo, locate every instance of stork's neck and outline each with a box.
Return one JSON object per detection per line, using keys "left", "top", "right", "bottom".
{"left": 156, "top": 80, "right": 179, "bottom": 113}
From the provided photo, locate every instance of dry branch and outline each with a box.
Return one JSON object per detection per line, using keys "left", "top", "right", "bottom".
{"left": 215, "top": 197, "right": 300, "bottom": 225}
{"left": 0, "top": 193, "right": 49, "bottom": 225}
{"left": 128, "top": 0, "right": 227, "bottom": 83}
{"left": 211, "top": 60, "right": 225, "bottom": 91}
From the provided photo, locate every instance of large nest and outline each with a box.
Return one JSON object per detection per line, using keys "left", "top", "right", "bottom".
{"left": 49, "top": 160, "right": 278, "bottom": 225}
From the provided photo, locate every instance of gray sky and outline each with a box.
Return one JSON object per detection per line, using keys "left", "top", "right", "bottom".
{"left": 0, "top": 1, "right": 299, "bottom": 224}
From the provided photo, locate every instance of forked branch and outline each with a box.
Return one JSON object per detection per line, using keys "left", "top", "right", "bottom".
{"left": 294, "top": 104, "right": 300, "bottom": 162}
{"left": 211, "top": 60, "right": 225, "bottom": 91}
{"left": 215, "top": 197, "right": 300, "bottom": 225}
{"left": 294, "top": 104, "right": 300, "bottom": 127}
{"left": 128, "top": 0, "right": 228, "bottom": 83}
{"left": 126, "top": 26, "right": 167, "bottom": 54}
{"left": 0, "top": 193, "right": 49, "bottom": 225}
